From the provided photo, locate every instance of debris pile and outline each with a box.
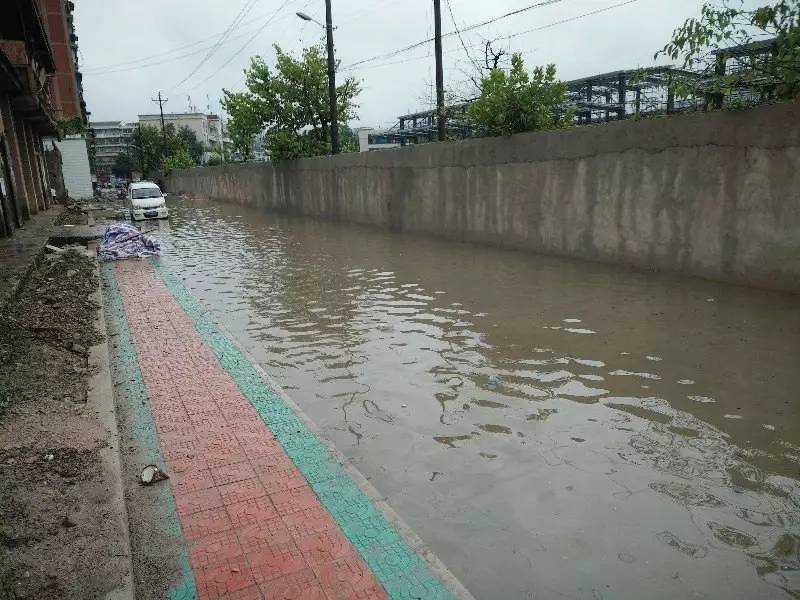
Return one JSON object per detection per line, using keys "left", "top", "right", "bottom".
{"left": 54, "top": 198, "right": 87, "bottom": 226}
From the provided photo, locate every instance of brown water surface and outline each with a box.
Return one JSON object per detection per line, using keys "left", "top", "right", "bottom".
{"left": 157, "top": 196, "right": 800, "bottom": 599}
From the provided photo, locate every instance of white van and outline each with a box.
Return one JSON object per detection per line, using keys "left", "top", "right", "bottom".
{"left": 128, "top": 181, "right": 169, "bottom": 221}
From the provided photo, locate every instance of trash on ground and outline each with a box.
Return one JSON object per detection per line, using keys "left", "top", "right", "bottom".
{"left": 45, "top": 244, "right": 65, "bottom": 253}
{"left": 487, "top": 374, "right": 500, "bottom": 387}
{"left": 139, "top": 464, "right": 169, "bottom": 485}
{"left": 99, "top": 223, "right": 163, "bottom": 260}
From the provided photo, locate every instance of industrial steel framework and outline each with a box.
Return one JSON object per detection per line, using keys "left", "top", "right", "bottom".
{"left": 370, "top": 39, "right": 780, "bottom": 148}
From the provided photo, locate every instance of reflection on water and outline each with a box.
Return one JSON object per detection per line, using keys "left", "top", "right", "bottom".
{"left": 159, "top": 196, "right": 800, "bottom": 600}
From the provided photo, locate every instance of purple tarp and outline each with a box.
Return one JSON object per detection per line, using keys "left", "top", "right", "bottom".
{"left": 99, "top": 223, "right": 163, "bottom": 260}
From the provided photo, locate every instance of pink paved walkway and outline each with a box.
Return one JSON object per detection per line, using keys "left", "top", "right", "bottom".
{"left": 115, "top": 261, "right": 387, "bottom": 600}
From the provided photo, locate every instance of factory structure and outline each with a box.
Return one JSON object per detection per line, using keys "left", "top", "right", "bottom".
{"left": 359, "top": 40, "right": 780, "bottom": 152}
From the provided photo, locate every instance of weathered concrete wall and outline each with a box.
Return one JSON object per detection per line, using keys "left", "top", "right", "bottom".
{"left": 169, "top": 101, "right": 800, "bottom": 293}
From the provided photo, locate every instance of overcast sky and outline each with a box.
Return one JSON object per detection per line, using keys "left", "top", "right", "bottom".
{"left": 75, "top": 0, "right": 760, "bottom": 128}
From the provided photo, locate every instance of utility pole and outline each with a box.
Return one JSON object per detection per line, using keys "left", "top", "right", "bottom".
{"left": 151, "top": 90, "right": 168, "bottom": 140}
{"left": 324, "top": 0, "right": 339, "bottom": 154}
{"left": 134, "top": 123, "right": 145, "bottom": 175}
{"left": 433, "top": 0, "right": 445, "bottom": 142}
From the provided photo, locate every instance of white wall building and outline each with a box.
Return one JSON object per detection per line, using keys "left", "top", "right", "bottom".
{"left": 90, "top": 120, "right": 136, "bottom": 180}
{"left": 356, "top": 127, "right": 401, "bottom": 152}
{"left": 137, "top": 112, "right": 224, "bottom": 149}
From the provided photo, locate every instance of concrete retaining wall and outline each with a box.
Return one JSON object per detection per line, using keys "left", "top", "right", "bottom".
{"left": 169, "top": 101, "right": 800, "bottom": 293}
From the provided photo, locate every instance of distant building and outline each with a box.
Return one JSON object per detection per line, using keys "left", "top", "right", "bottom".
{"left": 137, "top": 112, "right": 228, "bottom": 164}
{"left": 89, "top": 121, "right": 136, "bottom": 181}
{"left": 355, "top": 127, "right": 400, "bottom": 152}
{"left": 137, "top": 112, "right": 224, "bottom": 149}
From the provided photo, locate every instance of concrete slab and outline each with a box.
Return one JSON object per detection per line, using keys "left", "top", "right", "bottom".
{"left": 50, "top": 224, "right": 107, "bottom": 244}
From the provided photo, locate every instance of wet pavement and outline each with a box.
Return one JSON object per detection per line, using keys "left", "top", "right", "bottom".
{"left": 105, "top": 259, "right": 467, "bottom": 599}
{"left": 152, "top": 195, "right": 800, "bottom": 600}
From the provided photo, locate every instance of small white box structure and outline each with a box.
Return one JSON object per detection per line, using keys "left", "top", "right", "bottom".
{"left": 50, "top": 135, "right": 93, "bottom": 199}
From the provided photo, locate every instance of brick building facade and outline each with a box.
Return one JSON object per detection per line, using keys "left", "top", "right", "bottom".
{"left": 0, "top": 0, "right": 88, "bottom": 237}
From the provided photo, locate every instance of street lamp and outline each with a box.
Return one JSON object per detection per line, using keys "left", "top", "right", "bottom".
{"left": 296, "top": 2, "right": 339, "bottom": 154}
{"left": 295, "top": 12, "right": 320, "bottom": 25}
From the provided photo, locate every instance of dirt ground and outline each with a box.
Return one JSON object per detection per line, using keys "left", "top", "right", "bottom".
{"left": 0, "top": 250, "right": 127, "bottom": 599}
{"left": 53, "top": 200, "right": 88, "bottom": 226}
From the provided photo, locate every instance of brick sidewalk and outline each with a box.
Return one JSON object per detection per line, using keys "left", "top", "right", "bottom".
{"left": 107, "top": 259, "right": 466, "bottom": 600}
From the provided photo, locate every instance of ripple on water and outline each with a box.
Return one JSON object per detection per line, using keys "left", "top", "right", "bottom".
{"left": 478, "top": 424, "right": 512, "bottom": 434}
{"left": 689, "top": 395, "right": 716, "bottom": 403}
{"left": 649, "top": 481, "right": 724, "bottom": 507}
{"left": 163, "top": 199, "right": 800, "bottom": 599}
{"left": 609, "top": 369, "right": 662, "bottom": 380}
{"left": 656, "top": 531, "right": 709, "bottom": 558}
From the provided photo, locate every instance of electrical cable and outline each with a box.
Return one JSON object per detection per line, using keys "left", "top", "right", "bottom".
{"left": 173, "top": 0, "right": 262, "bottom": 89}
{"left": 445, "top": 0, "right": 481, "bottom": 72}
{"left": 186, "top": 0, "right": 295, "bottom": 92}
{"left": 343, "top": 0, "right": 641, "bottom": 73}
{"left": 343, "top": 0, "right": 565, "bottom": 69}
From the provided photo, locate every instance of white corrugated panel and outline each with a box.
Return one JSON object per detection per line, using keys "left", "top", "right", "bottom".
{"left": 54, "top": 136, "right": 93, "bottom": 199}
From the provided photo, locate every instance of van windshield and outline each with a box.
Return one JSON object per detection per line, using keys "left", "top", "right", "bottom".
{"left": 132, "top": 187, "right": 161, "bottom": 199}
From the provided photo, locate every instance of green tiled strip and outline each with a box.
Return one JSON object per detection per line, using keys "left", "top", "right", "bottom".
{"left": 101, "top": 264, "right": 197, "bottom": 600}
{"left": 152, "top": 260, "right": 456, "bottom": 600}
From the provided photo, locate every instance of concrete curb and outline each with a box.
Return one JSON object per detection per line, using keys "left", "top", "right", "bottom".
{"left": 86, "top": 243, "right": 135, "bottom": 600}
{"left": 213, "top": 319, "right": 476, "bottom": 600}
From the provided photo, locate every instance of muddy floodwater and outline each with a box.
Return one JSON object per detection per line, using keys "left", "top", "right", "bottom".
{"left": 156, "top": 196, "right": 800, "bottom": 599}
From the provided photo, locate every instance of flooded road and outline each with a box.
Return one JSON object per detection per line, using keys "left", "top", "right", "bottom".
{"left": 157, "top": 196, "right": 800, "bottom": 599}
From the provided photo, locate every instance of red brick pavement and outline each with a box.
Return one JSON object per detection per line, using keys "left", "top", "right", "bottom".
{"left": 114, "top": 261, "right": 387, "bottom": 600}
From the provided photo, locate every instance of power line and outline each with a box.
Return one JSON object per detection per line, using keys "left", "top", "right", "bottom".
{"left": 343, "top": 0, "right": 565, "bottom": 69}
{"left": 85, "top": 38, "right": 215, "bottom": 73}
{"left": 186, "top": 0, "right": 295, "bottom": 92}
{"left": 86, "top": 43, "right": 231, "bottom": 77}
{"left": 505, "top": 0, "right": 639, "bottom": 42}
{"left": 445, "top": 0, "right": 480, "bottom": 72}
{"left": 173, "top": 0, "right": 262, "bottom": 89}
{"left": 83, "top": 5, "right": 308, "bottom": 74}
{"left": 344, "top": 0, "right": 641, "bottom": 73}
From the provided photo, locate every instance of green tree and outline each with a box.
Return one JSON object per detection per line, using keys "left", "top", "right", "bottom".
{"left": 60, "top": 116, "right": 85, "bottom": 135}
{"left": 130, "top": 125, "right": 164, "bottom": 174}
{"left": 177, "top": 126, "right": 204, "bottom": 164}
{"left": 222, "top": 45, "right": 361, "bottom": 161}
{"left": 162, "top": 148, "right": 194, "bottom": 175}
{"left": 131, "top": 123, "right": 197, "bottom": 174}
{"left": 467, "top": 54, "right": 571, "bottom": 136}
{"left": 658, "top": 1, "right": 800, "bottom": 102}
{"left": 111, "top": 152, "right": 134, "bottom": 178}
{"left": 339, "top": 124, "right": 359, "bottom": 153}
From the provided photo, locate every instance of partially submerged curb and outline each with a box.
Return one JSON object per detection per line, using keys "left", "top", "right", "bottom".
{"left": 149, "top": 261, "right": 475, "bottom": 600}
{"left": 220, "top": 319, "right": 477, "bottom": 600}
{"left": 87, "top": 242, "right": 135, "bottom": 600}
